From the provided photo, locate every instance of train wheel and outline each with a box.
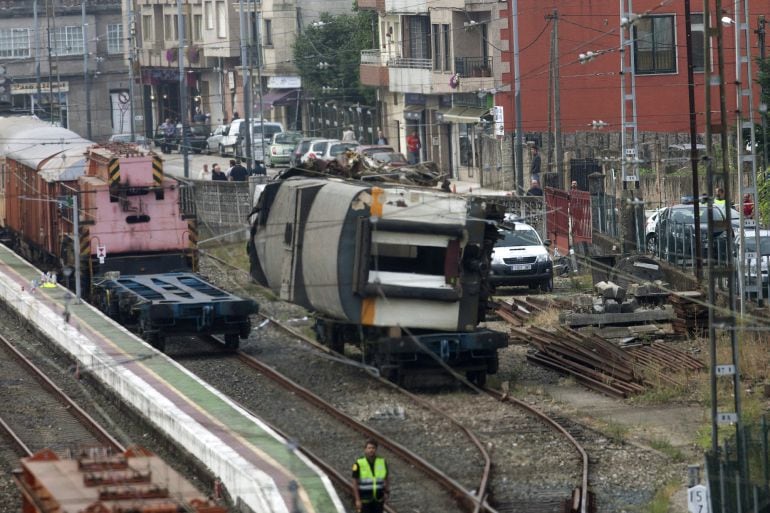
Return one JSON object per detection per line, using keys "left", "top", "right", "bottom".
{"left": 224, "top": 333, "right": 240, "bottom": 351}
{"left": 466, "top": 370, "right": 487, "bottom": 387}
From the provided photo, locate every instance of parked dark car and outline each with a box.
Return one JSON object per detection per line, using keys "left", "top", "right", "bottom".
{"left": 655, "top": 204, "right": 739, "bottom": 263}
{"left": 153, "top": 123, "right": 209, "bottom": 153}
{"left": 179, "top": 123, "right": 210, "bottom": 154}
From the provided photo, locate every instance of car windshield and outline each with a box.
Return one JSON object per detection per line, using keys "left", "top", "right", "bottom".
{"left": 372, "top": 152, "right": 407, "bottom": 164}
{"left": 189, "top": 125, "right": 209, "bottom": 136}
{"left": 330, "top": 143, "right": 357, "bottom": 156}
{"left": 274, "top": 133, "right": 301, "bottom": 144}
{"left": 496, "top": 228, "right": 541, "bottom": 247}
{"left": 744, "top": 236, "right": 770, "bottom": 255}
{"left": 253, "top": 125, "right": 283, "bottom": 137}
{"left": 362, "top": 146, "right": 394, "bottom": 156}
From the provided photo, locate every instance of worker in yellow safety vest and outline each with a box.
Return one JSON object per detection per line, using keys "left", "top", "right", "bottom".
{"left": 352, "top": 439, "right": 390, "bottom": 513}
{"left": 714, "top": 187, "right": 727, "bottom": 209}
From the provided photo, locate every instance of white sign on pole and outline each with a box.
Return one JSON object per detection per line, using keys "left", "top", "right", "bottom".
{"left": 687, "top": 484, "right": 710, "bottom": 513}
{"left": 97, "top": 245, "right": 107, "bottom": 264}
{"left": 492, "top": 105, "right": 504, "bottom": 137}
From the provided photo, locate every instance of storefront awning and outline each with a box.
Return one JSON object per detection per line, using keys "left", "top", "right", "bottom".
{"left": 258, "top": 89, "right": 300, "bottom": 108}
{"left": 403, "top": 104, "right": 424, "bottom": 121}
{"left": 442, "top": 107, "right": 489, "bottom": 124}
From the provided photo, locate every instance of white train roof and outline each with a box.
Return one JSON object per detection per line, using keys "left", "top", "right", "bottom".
{"left": 0, "top": 116, "right": 92, "bottom": 181}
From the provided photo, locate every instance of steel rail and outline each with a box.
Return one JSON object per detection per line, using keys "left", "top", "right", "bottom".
{"left": 203, "top": 251, "right": 497, "bottom": 512}
{"left": 235, "top": 349, "right": 497, "bottom": 513}
{"left": 0, "top": 415, "right": 33, "bottom": 457}
{"left": 484, "top": 387, "right": 589, "bottom": 513}
{"left": 0, "top": 333, "right": 125, "bottom": 453}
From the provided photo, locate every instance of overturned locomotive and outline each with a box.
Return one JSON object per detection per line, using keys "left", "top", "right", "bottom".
{"left": 248, "top": 175, "right": 508, "bottom": 384}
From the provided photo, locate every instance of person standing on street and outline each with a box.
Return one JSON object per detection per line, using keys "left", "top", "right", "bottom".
{"left": 342, "top": 125, "right": 357, "bottom": 142}
{"left": 161, "top": 118, "right": 176, "bottom": 154}
{"left": 406, "top": 130, "right": 421, "bottom": 165}
{"left": 376, "top": 130, "right": 388, "bottom": 145}
{"left": 352, "top": 439, "right": 390, "bottom": 513}
{"left": 198, "top": 164, "right": 211, "bottom": 180}
{"left": 530, "top": 145, "right": 541, "bottom": 182}
{"left": 526, "top": 179, "right": 543, "bottom": 196}
{"left": 229, "top": 160, "right": 248, "bottom": 181}
{"left": 211, "top": 164, "right": 227, "bottom": 181}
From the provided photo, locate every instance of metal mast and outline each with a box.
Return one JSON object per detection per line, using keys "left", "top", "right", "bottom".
{"left": 619, "top": 0, "right": 643, "bottom": 253}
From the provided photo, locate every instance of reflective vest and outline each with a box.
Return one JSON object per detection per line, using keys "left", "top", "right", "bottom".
{"left": 356, "top": 457, "right": 387, "bottom": 502}
{"left": 715, "top": 198, "right": 726, "bottom": 209}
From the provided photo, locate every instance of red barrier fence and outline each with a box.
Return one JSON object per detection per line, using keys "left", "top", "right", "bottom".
{"left": 544, "top": 187, "right": 592, "bottom": 255}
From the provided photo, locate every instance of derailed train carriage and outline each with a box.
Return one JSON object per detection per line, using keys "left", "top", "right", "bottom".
{"left": 0, "top": 116, "right": 256, "bottom": 350}
{"left": 248, "top": 173, "right": 508, "bottom": 384}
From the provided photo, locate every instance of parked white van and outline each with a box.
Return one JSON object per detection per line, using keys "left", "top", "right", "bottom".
{"left": 219, "top": 119, "right": 284, "bottom": 158}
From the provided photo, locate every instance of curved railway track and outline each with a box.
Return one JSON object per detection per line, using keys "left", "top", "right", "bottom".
{"left": 201, "top": 251, "right": 591, "bottom": 513}
{"left": 0, "top": 332, "right": 124, "bottom": 457}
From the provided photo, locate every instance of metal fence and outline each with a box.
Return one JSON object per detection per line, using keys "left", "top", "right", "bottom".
{"left": 177, "top": 178, "right": 255, "bottom": 241}
{"left": 591, "top": 193, "right": 619, "bottom": 238}
{"left": 706, "top": 415, "right": 770, "bottom": 513}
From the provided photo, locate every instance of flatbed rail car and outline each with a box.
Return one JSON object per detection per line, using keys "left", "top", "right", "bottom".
{"left": 0, "top": 116, "right": 257, "bottom": 350}
{"left": 92, "top": 273, "right": 257, "bottom": 351}
{"left": 248, "top": 174, "right": 508, "bottom": 384}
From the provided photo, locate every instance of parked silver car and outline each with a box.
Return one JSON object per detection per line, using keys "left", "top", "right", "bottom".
{"left": 206, "top": 124, "right": 227, "bottom": 155}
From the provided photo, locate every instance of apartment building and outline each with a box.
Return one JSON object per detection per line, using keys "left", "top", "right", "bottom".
{"left": 254, "top": 0, "right": 351, "bottom": 130}
{"left": 359, "top": 0, "right": 504, "bottom": 183}
{"left": 0, "top": 0, "right": 129, "bottom": 141}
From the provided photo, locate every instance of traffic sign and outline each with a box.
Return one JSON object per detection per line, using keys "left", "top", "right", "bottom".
{"left": 687, "top": 484, "right": 710, "bottom": 513}
{"left": 97, "top": 245, "right": 107, "bottom": 264}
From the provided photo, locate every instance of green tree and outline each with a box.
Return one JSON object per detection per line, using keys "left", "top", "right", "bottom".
{"left": 293, "top": 10, "right": 377, "bottom": 105}
{"left": 756, "top": 57, "right": 770, "bottom": 224}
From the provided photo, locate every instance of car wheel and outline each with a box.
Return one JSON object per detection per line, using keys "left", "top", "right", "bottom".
{"left": 646, "top": 234, "right": 658, "bottom": 255}
{"left": 539, "top": 276, "right": 553, "bottom": 293}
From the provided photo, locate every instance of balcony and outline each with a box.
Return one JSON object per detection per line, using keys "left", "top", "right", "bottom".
{"left": 357, "top": 0, "right": 385, "bottom": 10}
{"left": 453, "top": 56, "right": 494, "bottom": 93}
{"left": 388, "top": 57, "right": 432, "bottom": 94}
{"left": 360, "top": 50, "right": 389, "bottom": 87}
{"left": 385, "top": 0, "right": 427, "bottom": 14}
{"left": 455, "top": 56, "right": 493, "bottom": 78}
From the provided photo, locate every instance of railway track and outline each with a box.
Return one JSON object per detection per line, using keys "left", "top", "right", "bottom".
{"left": 200, "top": 251, "right": 592, "bottom": 513}
{"left": 0, "top": 331, "right": 124, "bottom": 457}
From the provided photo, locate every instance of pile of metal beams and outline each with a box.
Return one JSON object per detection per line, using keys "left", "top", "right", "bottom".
{"left": 669, "top": 291, "right": 709, "bottom": 336}
{"left": 494, "top": 297, "right": 552, "bottom": 327}
{"left": 512, "top": 326, "right": 704, "bottom": 398}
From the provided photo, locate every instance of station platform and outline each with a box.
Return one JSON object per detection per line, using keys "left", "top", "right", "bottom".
{"left": 0, "top": 243, "right": 344, "bottom": 513}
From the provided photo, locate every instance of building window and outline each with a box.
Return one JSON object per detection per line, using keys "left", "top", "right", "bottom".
{"left": 432, "top": 24, "right": 441, "bottom": 70}
{"left": 164, "top": 14, "right": 178, "bottom": 41}
{"left": 690, "top": 13, "right": 705, "bottom": 72}
{"left": 52, "top": 26, "right": 84, "bottom": 56}
{"left": 442, "top": 24, "right": 450, "bottom": 71}
{"left": 107, "top": 23, "right": 123, "bottom": 54}
{"left": 633, "top": 15, "right": 676, "bottom": 74}
{"left": 264, "top": 19, "right": 272, "bottom": 46}
{"left": 205, "top": 2, "right": 214, "bottom": 30}
{"left": 0, "top": 28, "right": 30, "bottom": 59}
{"left": 216, "top": 1, "right": 226, "bottom": 39}
{"left": 193, "top": 14, "right": 203, "bottom": 42}
{"left": 142, "top": 15, "right": 153, "bottom": 41}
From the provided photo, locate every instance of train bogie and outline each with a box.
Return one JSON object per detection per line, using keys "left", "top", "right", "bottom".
{"left": 92, "top": 273, "right": 258, "bottom": 351}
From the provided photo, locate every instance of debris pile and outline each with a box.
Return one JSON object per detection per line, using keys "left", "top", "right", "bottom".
{"left": 494, "top": 297, "right": 552, "bottom": 327}
{"left": 299, "top": 151, "right": 445, "bottom": 187}
{"left": 559, "top": 280, "right": 674, "bottom": 331}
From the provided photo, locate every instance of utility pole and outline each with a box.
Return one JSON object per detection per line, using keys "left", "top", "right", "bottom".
{"left": 177, "top": 0, "right": 189, "bottom": 178}
{"left": 238, "top": 0, "right": 253, "bottom": 168}
{"left": 510, "top": 0, "right": 524, "bottom": 193}
{"left": 684, "top": 0, "right": 702, "bottom": 281}
{"left": 72, "top": 193, "right": 82, "bottom": 303}
{"left": 756, "top": 16, "right": 768, "bottom": 177}
{"left": 254, "top": 5, "right": 265, "bottom": 171}
{"left": 82, "top": 1, "right": 92, "bottom": 140}
{"left": 128, "top": 0, "right": 137, "bottom": 142}
{"left": 552, "top": 10, "right": 562, "bottom": 185}
{"left": 546, "top": 13, "right": 554, "bottom": 177}
{"left": 34, "top": 0, "right": 41, "bottom": 116}
{"left": 45, "top": 0, "right": 55, "bottom": 123}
